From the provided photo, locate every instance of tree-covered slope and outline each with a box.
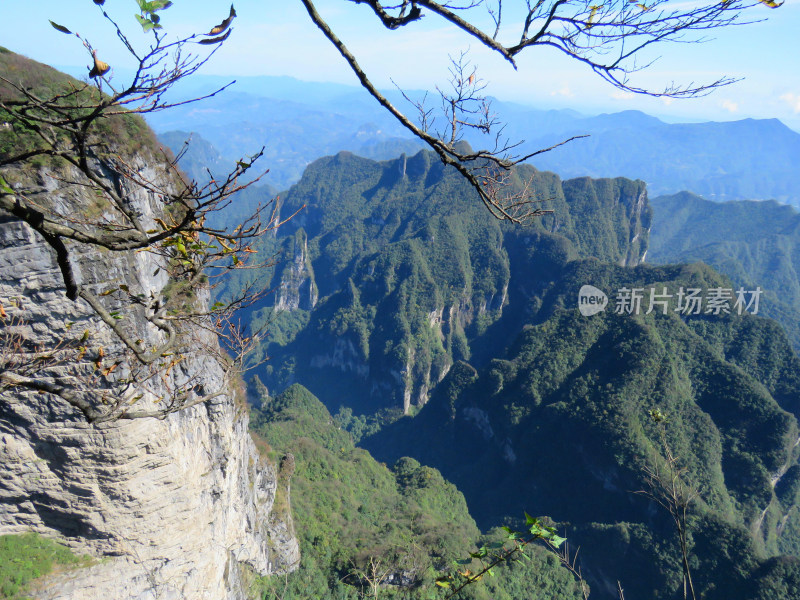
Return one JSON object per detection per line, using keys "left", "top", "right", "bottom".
{"left": 219, "top": 150, "right": 800, "bottom": 599}
{"left": 226, "top": 149, "right": 650, "bottom": 415}
{"left": 364, "top": 260, "right": 800, "bottom": 599}
{"left": 649, "top": 192, "right": 800, "bottom": 351}
{"left": 248, "top": 384, "right": 584, "bottom": 600}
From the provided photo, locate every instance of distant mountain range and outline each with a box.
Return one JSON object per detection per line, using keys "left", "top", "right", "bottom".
{"left": 150, "top": 85, "right": 424, "bottom": 189}
{"left": 148, "top": 74, "right": 800, "bottom": 205}
{"left": 649, "top": 192, "right": 800, "bottom": 351}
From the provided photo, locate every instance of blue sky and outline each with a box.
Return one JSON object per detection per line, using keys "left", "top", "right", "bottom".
{"left": 3, "top": 0, "right": 799, "bottom": 129}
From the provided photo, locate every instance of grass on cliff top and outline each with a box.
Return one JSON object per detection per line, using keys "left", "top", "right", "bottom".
{"left": 0, "top": 46, "right": 160, "bottom": 168}
{"left": 0, "top": 533, "right": 93, "bottom": 599}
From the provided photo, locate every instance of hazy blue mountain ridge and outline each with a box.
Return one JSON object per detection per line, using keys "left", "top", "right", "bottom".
{"left": 145, "top": 74, "right": 800, "bottom": 205}
{"left": 649, "top": 192, "right": 800, "bottom": 351}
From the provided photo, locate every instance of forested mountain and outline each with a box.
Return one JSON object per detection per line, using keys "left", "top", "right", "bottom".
{"left": 365, "top": 259, "right": 800, "bottom": 599}
{"left": 157, "top": 130, "right": 239, "bottom": 185}
{"left": 247, "top": 384, "right": 583, "bottom": 600}
{"left": 219, "top": 149, "right": 800, "bottom": 599}
{"left": 225, "top": 149, "right": 650, "bottom": 415}
{"left": 649, "top": 192, "right": 800, "bottom": 351}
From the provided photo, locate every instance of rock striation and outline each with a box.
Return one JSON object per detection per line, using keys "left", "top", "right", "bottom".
{"left": 0, "top": 152, "right": 299, "bottom": 598}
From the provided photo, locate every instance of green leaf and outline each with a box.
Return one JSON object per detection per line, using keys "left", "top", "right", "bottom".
{"left": 134, "top": 13, "right": 153, "bottom": 31}
{"left": 49, "top": 20, "right": 72, "bottom": 34}
{"left": 487, "top": 542, "right": 504, "bottom": 549}
{"left": 524, "top": 512, "right": 537, "bottom": 526}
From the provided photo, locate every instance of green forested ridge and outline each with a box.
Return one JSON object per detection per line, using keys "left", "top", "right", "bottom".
{"left": 248, "top": 384, "right": 583, "bottom": 600}
{"left": 0, "top": 48, "right": 159, "bottom": 169}
{"left": 649, "top": 191, "right": 800, "bottom": 351}
{"left": 220, "top": 151, "right": 800, "bottom": 598}
{"left": 364, "top": 259, "right": 800, "bottom": 599}
{"left": 222, "top": 149, "right": 650, "bottom": 415}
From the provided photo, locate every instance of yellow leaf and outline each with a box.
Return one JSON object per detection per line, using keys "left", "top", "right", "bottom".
{"left": 207, "top": 4, "right": 236, "bottom": 35}
{"left": 102, "top": 362, "right": 119, "bottom": 376}
{"left": 88, "top": 51, "right": 110, "bottom": 78}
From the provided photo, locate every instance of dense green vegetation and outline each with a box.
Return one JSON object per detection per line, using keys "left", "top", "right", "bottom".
{"left": 0, "top": 533, "right": 92, "bottom": 599}
{"left": 364, "top": 259, "right": 800, "bottom": 599}
{"left": 248, "top": 384, "right": 583, "bottom": 599}
{"left": 0, "top": 47, "right": 159, "bottom": 171}
{"left": 649, "top": 191, "right": 800, "bottom": 351}
{"left": 222, "top": 149, "right": 650, "bottom": 416}
{"left": 217, "top": 150, "right": 800, "bottom": 598}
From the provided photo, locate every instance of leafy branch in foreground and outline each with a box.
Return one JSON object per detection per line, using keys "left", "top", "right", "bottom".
{"left": 0, "top": 2, "right": 294, "bottom": 422}
{"left": 435, "top": 513, "right": 567, "bottom": 599}
{"left": 301, "top": 0, "right": 780, "bottom": 224}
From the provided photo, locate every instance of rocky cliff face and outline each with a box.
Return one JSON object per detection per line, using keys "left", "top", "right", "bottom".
{"left": 274, "top": 230, "right": 318, "bottom": 312}
{"left": 0, "top": 156, "right": 299, "bottom": 599}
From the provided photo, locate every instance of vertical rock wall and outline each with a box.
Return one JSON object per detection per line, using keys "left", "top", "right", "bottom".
{"left": 0, "top": 159, "right": 298, "bottom": 599}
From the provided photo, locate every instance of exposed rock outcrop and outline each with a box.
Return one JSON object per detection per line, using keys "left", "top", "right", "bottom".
{"left": 0, "top": 154, "right": 299, "bottom": 598}
{"left": 274, "top": 230, "right": 318, "bottom": 312}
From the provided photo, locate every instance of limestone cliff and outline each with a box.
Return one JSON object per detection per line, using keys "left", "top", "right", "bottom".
{"left": 274, "top": 229, "right": 318, "bottom": 312}
{"left": 0, "top": 155, "right": 299, "bottom": 597}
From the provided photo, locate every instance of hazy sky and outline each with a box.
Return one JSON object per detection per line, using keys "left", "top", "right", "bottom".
{"left": 3, "top": 0, "right": 799, "bottom": 129}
